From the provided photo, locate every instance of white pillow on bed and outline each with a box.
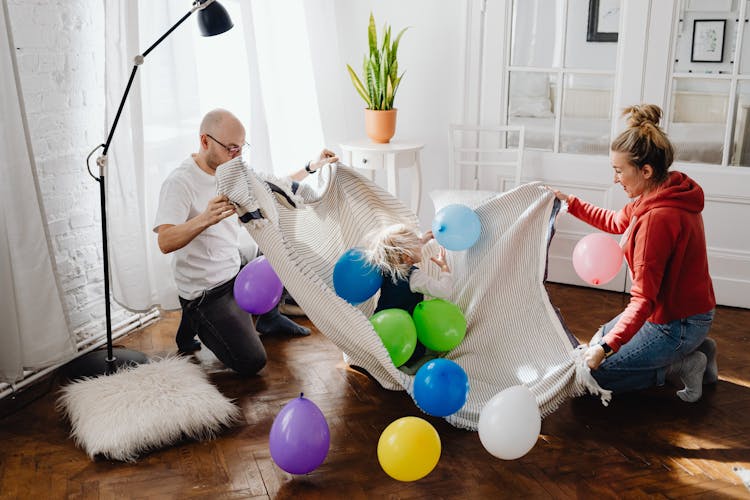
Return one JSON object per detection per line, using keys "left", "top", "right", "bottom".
{"left": 509, "top": 72, "right": 553, "bottom": 118}
{"left": 509, "top": 97, "right": 554, "bottom": 118}
{"left": 57, "top": 356, "right": 241, "bottom": 462}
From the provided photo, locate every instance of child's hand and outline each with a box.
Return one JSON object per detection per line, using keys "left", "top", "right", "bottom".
{"left": 430, "top": 247, "right": 450, "bottom": 273}
{"left": 419, "top": 230, "right": 435, "bottom": 245}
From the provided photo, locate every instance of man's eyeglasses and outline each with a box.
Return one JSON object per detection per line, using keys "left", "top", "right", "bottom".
{"left": 206, "top": 133, "right": 249, "bottom": 155}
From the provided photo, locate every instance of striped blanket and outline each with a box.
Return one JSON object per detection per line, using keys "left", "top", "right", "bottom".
{"left": 216, "top": 161, "right": 610, "bottom": 430}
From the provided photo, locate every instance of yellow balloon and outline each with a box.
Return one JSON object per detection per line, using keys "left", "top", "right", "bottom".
{"left": 377, "top": 417, "right": 441, "bottom": 481}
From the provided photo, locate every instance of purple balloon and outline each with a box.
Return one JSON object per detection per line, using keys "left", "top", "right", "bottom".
{"left": 269, "top": 394, "right": 330, "bottom": 474}
{"left": 233, "top": 256, "right": 283, "bottom": 314}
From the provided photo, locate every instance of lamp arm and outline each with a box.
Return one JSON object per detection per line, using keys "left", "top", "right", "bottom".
{"left": 100, "top": 5, "right": 202, "bottom": 159}
{"left": 99, "top": 0, "right": 218, "bottom": 160}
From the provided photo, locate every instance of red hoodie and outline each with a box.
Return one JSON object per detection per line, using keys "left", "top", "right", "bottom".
{"left": 566, "top": 171, "right": 716, "bottom": 351}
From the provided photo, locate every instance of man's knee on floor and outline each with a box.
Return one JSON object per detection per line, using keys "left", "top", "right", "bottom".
{"left": 231, "top": 352, "right": 267, "bottom": 376}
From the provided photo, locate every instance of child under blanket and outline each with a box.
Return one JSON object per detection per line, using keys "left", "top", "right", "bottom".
{"left": 362, "top": 223, "right": 454, "bottom": 373}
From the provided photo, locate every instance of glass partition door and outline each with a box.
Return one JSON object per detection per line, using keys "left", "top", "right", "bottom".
{"left": 507, "top": 0, "right": 619, "bottom": 155}
{"left": 668, "top": 0, "right": 750, "bottom": 166}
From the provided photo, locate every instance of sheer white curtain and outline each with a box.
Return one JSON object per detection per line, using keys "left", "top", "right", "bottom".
{"left": 106, "top": 0, "right": 345, "bottom": 310}
{"left": 0, "top": 0, "right": 75, "bottom": 382}
{"left": 106, "top": 0, "right": 181, "bottom": 311}
{"left": 239, "top": 0, "right": 349, "bottom": 175}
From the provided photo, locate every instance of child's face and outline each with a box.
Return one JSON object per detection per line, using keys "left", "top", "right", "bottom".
{"left": 402, "top": 251, "right": 422, "bottom": 266}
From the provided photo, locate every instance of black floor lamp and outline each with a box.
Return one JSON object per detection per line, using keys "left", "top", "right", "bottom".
{"left": 63, "top": 0, "right": 234, "bottom": 379}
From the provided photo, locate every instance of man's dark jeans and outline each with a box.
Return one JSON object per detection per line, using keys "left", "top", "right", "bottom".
{"left": 177, "top": 277, "right": 267, "bottom": 375}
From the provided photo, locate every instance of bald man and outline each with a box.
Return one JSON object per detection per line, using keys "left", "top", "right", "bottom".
{"left": 153, "top": 108, "right": 337, "bottom": 375}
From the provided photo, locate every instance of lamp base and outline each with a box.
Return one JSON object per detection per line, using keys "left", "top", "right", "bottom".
{"left": 61, "top": 347, "right": 149, "bottom": 380}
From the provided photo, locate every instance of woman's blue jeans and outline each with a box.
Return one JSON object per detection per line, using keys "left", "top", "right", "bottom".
{"left": 592, "top": 310, "right": 715, "bottom": 394}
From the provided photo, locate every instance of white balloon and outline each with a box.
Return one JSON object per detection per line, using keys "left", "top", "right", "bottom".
{"left": 477, "top": 385, "right": 541, "bottom": 460}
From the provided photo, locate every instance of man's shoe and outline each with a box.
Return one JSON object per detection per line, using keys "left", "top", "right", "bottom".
{"left": 256, "top": 309, "right": 311, "bottom": 337}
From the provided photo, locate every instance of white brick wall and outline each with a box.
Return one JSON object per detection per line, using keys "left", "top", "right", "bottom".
{"left": 8, "top": 0, "right": 132, "bottom": 343}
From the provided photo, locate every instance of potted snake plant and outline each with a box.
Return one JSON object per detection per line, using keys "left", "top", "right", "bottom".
{"left": 346, "top": 13, "right": 408, "bottom": 143}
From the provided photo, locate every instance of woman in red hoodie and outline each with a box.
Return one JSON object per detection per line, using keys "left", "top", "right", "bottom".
{"left": 550, "top": 104, "right": 716, "bottom": 402}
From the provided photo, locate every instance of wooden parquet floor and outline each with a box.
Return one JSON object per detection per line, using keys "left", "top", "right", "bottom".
{"left": 1, "top": 283, "right": 749, "bottom": 499}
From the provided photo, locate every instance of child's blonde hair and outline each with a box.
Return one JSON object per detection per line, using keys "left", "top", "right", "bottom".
{"left": 363, "top": 223, "right": 422, "bottom": 284}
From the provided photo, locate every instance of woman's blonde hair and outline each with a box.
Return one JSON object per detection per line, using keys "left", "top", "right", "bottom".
{"left": 611, "top": 104, "right": 674, "bottom": 184}
{"left": 363, "top": 223, "right": 422, "bottom": 283}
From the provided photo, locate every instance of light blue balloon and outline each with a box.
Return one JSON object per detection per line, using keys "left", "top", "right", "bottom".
{"left": 413, "top": 358, "right": 469, "bottom": 417}
{"left": 333, "top": 248, "right": 382, "bottom": 304}
{"left": 432, "top": 204, "right": 481, "bottom": 251}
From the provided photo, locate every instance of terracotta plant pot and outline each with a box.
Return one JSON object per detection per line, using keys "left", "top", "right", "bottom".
{"left": 365, "top": 109, "right": 397, "bottom": 143}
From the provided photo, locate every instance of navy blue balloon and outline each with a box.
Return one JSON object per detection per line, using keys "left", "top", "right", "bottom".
{"left": 333, "top": 248, "right": 382, "bottom": 304}
{"left": 432, "top": 204, "right": 481, "bottom": 251}
{"left": 413, "top": 358, "right": 469, "bottom": 417}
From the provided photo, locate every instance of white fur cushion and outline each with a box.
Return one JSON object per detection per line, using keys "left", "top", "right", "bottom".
{"left": 57, "top": 356, "right": 241, "bottom": 462}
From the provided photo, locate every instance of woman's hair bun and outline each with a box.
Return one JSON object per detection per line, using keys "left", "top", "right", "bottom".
{"left": 623, "top": 104, "right": 662, "bottom": 128}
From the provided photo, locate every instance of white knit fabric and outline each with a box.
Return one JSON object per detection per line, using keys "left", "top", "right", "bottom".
{"left": 215, "top": 163, "right": 610, "bottom": 430}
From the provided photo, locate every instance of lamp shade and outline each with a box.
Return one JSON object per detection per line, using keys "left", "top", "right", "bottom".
{"left": 197, "top": 0, "right": 233, "bottom": 36}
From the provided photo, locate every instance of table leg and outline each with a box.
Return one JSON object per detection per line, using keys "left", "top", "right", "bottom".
{"left": 385, "top": 153, "right": 398, "bottom": 198}
{"left": 412, "top": 153, "right": 422, "bottom": 216}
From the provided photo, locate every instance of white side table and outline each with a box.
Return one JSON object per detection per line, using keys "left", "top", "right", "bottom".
{"left": 340, "top": 140, "right": 424, "bottom": 215}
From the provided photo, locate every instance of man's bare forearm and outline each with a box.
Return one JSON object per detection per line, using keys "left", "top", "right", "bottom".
{"left": 156, "top": 217, "right": 208, "bottom": 254}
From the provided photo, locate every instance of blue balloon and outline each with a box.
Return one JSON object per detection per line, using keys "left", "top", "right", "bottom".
{"left": 432, "top": 204, "right": 481, "bottom": 251}
{"left": 333, "top": 248, "right": 382, "bottom": 304}
{"left": 413, "top": 358, "right": 469, "bottom": 417}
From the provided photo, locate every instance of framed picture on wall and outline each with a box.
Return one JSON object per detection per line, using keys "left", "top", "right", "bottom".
{"left": 691, "top": 19, "right": 726, "bottom": 62}
{"left": 587, "top": 0, "right": 620, "bottom": 42}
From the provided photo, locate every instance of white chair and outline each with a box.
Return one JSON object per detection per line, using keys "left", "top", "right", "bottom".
{"left": 448, "top": 124, "right": 525, "bottom": 191}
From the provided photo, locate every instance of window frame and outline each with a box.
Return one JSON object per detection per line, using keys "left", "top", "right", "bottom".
{"left": 505, "top": 0, "right": 618, "bottom": 155}
{"left": 666, "top": 0, "right": 749, "bottom": 166}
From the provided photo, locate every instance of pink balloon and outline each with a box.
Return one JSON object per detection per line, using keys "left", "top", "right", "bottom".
{"left": 572, "top": 233, "right": 624, "bottom": 285}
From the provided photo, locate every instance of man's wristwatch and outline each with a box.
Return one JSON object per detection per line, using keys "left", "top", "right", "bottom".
{"left": 304, "top": 161, "right": 314, "bottom": 174}
{"left": 599, "top": 340, "right": 615, "bottom": 358}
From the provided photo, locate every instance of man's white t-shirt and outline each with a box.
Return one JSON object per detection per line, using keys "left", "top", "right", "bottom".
{"left": 153, "top": 156, "right": 240, "bottom": 300}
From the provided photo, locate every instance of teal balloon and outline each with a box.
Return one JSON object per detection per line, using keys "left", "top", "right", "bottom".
{"left": 412, "top": 299, "right": 467, "bottom": 352}
{"left": 370, "top": 309, "right": 417, "bottom": 367}
{"left": 333, "top": 248, "right": 382, "bottom": 304}
{"left": 432, "top": 204, "right": 481, "bottom": 251}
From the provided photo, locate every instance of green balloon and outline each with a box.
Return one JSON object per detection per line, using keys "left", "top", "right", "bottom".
{"left": 412, "top": 299, "right": 467, "bottom": 352}
{"left": 370, "top": 309, "right": 417, "bottom": 367}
